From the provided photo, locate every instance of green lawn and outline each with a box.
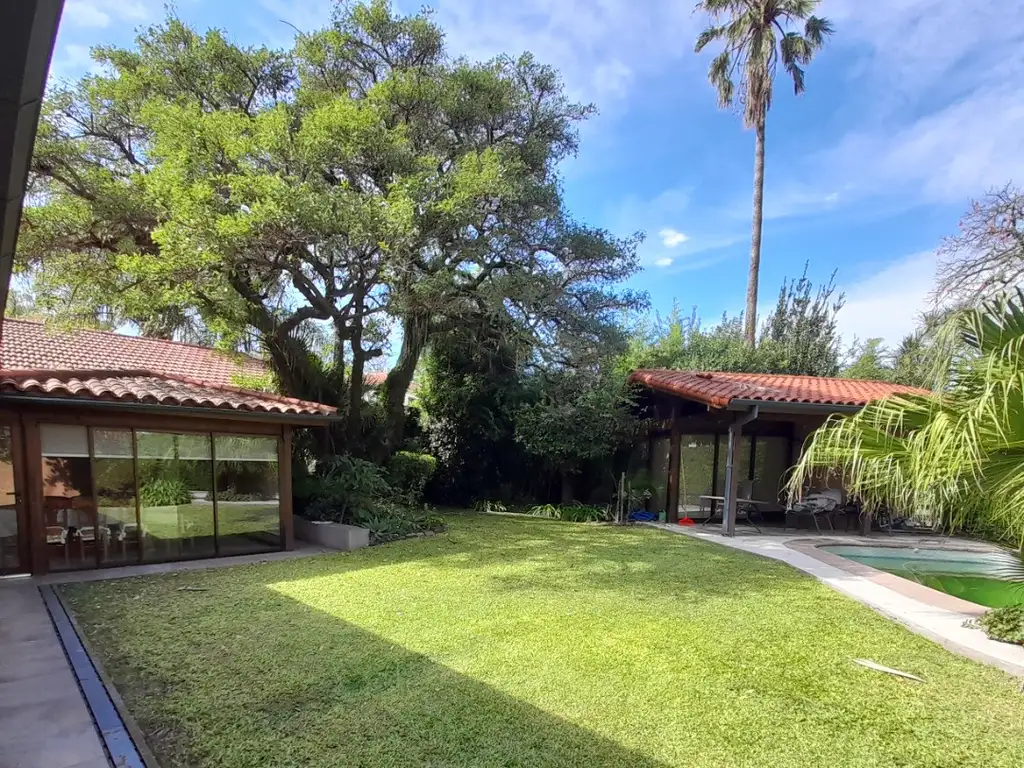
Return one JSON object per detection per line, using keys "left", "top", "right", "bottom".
{"left": 62, "top": 514, "right": 1024, "bottom": 767}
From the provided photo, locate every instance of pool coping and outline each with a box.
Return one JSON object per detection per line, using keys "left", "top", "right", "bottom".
{"left": 788, "top": 539, "right": 995, "bottom": 618}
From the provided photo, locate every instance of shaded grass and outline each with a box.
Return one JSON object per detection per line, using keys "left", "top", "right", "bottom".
{"left": 62, "top": 514, "right": 1024, "bottom": 767}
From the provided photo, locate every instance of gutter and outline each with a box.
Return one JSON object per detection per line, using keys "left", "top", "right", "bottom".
{"left": 725, "top": 398, "right": 862, "bottom": 415}
{"left": 0, "top": 393, "right": 343, "bottom": 425}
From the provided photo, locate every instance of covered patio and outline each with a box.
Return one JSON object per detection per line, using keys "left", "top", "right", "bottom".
{"left": 629, "top": 370, "right": 926, "bottom": 536}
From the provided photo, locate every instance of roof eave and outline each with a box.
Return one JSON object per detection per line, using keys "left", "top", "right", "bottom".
{"left": 0, "top": 392, "right": 343, "bottom": 424}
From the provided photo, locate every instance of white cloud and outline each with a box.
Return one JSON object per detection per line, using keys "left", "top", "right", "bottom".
{"left": 754, "top": 1, "right": 1024, "bottom": 219}
{"left": 63, "top": 0, "right": 150, "bottom": 29}
{"left": 835, "top": 251, "right": 938, "bottom": 346}
{"left": 431, "top": 0, "right": 700, "bottom": 105}
{"left": 655, "top": 257, "right": 674, "bottom": 267}
{"left": 659, "top": 228, "right": 689, "bottom": 248}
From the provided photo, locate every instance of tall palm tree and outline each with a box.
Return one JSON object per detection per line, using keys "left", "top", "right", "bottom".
{"left": 694, "top": 1, "right": 833, "bottom": 347}
{"left": 789, "top": 290, "right": 1024, "bottom": 566}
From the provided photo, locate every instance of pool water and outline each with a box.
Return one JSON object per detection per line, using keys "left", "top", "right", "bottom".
{"left": 821, "top": 545, "right": 1024, "bottom": 609}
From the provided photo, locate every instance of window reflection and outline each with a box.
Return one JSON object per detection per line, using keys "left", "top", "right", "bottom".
{"left": 0, "top": 426, "right": 20, "bottom": 574}
{"left": 138, "top": 432, "right": 215, "bottom": 561}
{"left": 680, "top": 435, "right": 718, "bottom": 516}
{"left": 215, "top": 436, "right": 280, "bottom": 555}
{"left": 41, "top": 425, "right": 96, "bottom": 571}
{"left": 94, "top": 429, "right": 138, "bottom": 565}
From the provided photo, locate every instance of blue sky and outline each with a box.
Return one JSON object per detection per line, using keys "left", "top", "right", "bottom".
{"left": 50, "top": 0, "right": 1024, "bottom": 348}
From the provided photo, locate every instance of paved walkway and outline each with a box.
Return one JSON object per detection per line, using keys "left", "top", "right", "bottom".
{"left": 648, "top": 523, "right": 1024, "bottom": 677}
{"left": 0, "top": 543, "right": 333, "bottom": 767}
{"left": 0, "top": 583, "right": 109, "bottom": 768}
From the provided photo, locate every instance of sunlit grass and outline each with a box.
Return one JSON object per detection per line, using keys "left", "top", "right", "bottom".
{"left": 63, "top": 514, "right": 1024, "bottom": 767}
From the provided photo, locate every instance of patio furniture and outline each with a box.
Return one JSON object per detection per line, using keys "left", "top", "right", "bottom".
{"left": 786, "top": 490, "right": 841, "bottom": 532}
{"left": 699, "top": 481, "right": 766, "bottom": 532}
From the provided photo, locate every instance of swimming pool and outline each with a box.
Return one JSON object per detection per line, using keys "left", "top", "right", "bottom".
{"left": 820, "top": 545, "right": 1024, "bottom": 609}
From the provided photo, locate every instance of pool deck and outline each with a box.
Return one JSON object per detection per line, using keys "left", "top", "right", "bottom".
{"left": 647, "top": 523, "right": 1024, "bottom": 677}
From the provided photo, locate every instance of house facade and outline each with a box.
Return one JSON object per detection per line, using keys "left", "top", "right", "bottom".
{"left": 0, "top": 319, "right": 339, "bottom": 576}
{"left": 629, "top": 369, "right": 926, "bottom": 535}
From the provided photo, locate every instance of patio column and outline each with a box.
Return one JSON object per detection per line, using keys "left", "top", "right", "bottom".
{"left": 665, "top": 402, "right": 681, "bottom": 524}
{"left": 722, "top": 406, "right": 759, "bottom": 537}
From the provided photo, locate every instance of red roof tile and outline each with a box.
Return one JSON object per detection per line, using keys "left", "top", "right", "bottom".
{"left": 0, "top": 319, "right": 267, "bottom": 387}
{"left": 629, "top": 369, "right": 928, "bottom": 409}
{"left": 0, "top": 370, "right": 336, "bottom": 416}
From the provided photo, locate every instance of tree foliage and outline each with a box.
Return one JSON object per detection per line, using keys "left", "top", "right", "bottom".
{"left": 625, "top": 268, "right": 844, "bottom": 376}
{"left": 936, "top": 183, "right": 1024, "bottom": 306}
{"left": 20, "top": 0, "right": 643, "bottom": 454}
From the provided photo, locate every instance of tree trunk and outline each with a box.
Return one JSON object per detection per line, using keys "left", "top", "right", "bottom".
{"left": 560, "top": 463, "right": 574, "bottom": 504}
{"left": 345, "top": 290, "right": 367, "bottom": 446}
{"left": 382, "top": 313, "right": 429, "bottom": 455}
{"left": 744, "top": 118, "right": 766, "bottom": 348}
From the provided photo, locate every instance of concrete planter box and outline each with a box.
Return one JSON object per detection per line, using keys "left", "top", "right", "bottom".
{"left": 295, "top": 517, "right": 370, "bottom": 551}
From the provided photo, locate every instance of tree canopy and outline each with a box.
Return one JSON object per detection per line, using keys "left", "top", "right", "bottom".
{"left": 20, "top": 0, "right": 643, "bottom": 453}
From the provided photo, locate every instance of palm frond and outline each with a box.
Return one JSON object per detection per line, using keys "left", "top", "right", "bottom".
{"left": 708, "top": 50, "right": 734, "bottom": 107}
{"left": 804, "top": 16, "right": 834, "bottom": 48}
{"left": 791, "top": 290, "right": 1024, "bottom": 549}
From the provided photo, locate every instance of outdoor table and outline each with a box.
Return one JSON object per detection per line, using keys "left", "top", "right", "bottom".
{"left": 698, "top": 495, "right": 770, "bottom": 531}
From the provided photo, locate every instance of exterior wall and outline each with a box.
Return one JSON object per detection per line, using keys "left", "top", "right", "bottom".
{"left": 0, "top": 402, "right": 295, "bottom": 575}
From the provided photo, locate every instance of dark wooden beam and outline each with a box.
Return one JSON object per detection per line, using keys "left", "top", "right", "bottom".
{"left": 665, "top": 403, "right": 681, "bottom": 524}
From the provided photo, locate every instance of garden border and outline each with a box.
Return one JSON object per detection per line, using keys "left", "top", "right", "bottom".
{"left": 40, "top": 584, "right": 161, "bottom": 768}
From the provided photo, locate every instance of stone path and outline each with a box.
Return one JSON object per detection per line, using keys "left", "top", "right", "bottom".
{"left": 648, "top": 523, "right": 1024, "bottom": 677}
{"left": 0, "top": 583, "right": 109, "bottom": 768}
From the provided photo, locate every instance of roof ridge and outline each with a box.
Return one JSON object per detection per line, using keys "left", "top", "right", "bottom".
{"left": 1, "top": 318, "right": 265, "bottom": 365}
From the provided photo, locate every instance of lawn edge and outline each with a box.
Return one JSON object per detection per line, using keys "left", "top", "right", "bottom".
{"left": 49, "top": 584, "right": 164, "bottom": 768}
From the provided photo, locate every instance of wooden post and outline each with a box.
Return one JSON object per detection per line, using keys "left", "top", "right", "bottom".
{"left": 21, "top": 415, "right": 47, "bottom": 574}
{"left": 722, "top": 423, "right": 741, "bottom": 537}
{"left": 665, "top": 403, "right": 682, "bottom": 524}
{"left": 722, "top": 407, "right": 759, "bottom": 537}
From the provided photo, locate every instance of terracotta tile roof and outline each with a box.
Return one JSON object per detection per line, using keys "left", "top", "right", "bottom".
{"left": 0, "top": 370, "right": 337, "bottom": 416}
{"left": 0, "top": 319, "right": 267, "bottom": 387}
{"left": 629, "top": 369, "right": 929, "bottom": 409}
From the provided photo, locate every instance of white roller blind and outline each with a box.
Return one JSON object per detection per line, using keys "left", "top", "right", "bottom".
{"left": 93, "top": 429, "right": 133, "bottom": 459}
{"left": 136, "top": 432, "right": 211, "bottom": 461}
{"left": 215, "top": 436, "right": 278, "bottom": 462}
{"left": 40, "top": 425, "right": 89, "bottom": 458}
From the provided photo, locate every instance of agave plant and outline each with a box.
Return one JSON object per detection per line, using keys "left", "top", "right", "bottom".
{"left": 790, "top": 289, "right": 1024, "bottom": 562}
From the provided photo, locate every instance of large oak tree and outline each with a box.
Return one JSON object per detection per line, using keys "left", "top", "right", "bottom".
{"left": 20, "top": 0, "right": 643, "bottom": 454}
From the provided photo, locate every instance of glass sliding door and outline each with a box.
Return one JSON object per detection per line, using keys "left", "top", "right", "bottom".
{"left": 138, "top": 432, "right": 216, "bottom": 562}
{"left": 94, "top": 429, "right": 140, "bottom": 565}
{"left": 714, "top": 434, "right": 753, "bottom": 507}
{"left": 679, "top": 435, "right": 717, "bottom": 516}
{"left": 752, "top": 436, "right": 790, "bottom": 509}
{"left": 649, "top": 436, "right": 671, "bottom": 514}
{"left": 0, "top": 424, "right": 26, "bottom": 575}
{"left": 214, "top": 436, "right": 281, "bottom": 555}
{"left": 41, "top": 425, "right": 97, "bottom": 571}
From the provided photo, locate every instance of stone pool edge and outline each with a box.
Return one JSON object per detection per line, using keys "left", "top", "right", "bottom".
{"left": 788, "top": 538, "right": 1024, "bottom": 677}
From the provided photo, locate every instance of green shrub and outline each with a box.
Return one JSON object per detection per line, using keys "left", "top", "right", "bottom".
{"left": 361, "top": 502, "right": 446, "bottom": 543}
{"left": 473, "top": 500, "right": 508, "bottom": 514}
{"left": 139, "top": 478, "right": 192, "bottom": 507}
{"left": 976, "top": 605, "right": 1024, "bottom": 646}
{"left": 387, "top": 452, "right": 438, "bottom": 504}
{"left": 303, "top": 456, "right": 392, "bottom": 524}
{"left": 525, "top": 503, "right": 608, "bottom": 522}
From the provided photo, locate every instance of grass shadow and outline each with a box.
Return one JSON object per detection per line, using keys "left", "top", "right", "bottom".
{"left": 64, "top": 579, "right": 668, "bottom": 768}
